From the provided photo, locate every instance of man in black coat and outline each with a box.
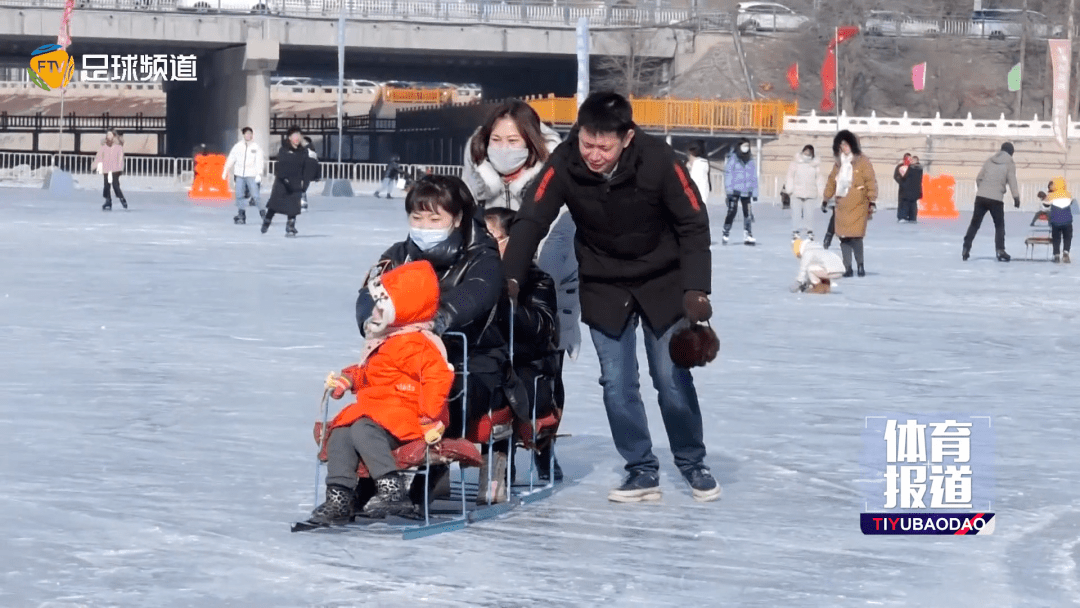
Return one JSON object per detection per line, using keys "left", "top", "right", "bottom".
{"left": 262, "top": 126, "right": 311, "bottom": 237}
{"left": 502, "top": 92, "right": 720, "bottom": 503}
{"left": 893, "top": 152, "right": 923, "bottom": 223}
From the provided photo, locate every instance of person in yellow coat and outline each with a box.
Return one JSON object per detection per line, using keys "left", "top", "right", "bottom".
{"left": 823, "top": 130, "right": 878, "bottom": 277}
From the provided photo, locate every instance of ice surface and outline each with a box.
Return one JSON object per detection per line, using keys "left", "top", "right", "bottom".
{"left": 1, "top": 188, "right": 1079, "bottom": 607}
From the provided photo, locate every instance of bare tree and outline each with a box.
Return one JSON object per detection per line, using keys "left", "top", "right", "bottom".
{"left": 593, "top": 29, "right": 667, "bottom": 97}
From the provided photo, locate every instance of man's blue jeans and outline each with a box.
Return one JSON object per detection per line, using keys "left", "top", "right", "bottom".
{"left": 589, "top": 314, "right": 707, "bottom": 474}
{"left": 234, "top": 176, "right": 262, "bottom": 210}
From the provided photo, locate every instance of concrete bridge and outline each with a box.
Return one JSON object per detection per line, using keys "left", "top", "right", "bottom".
{"left": 0, "top": 4, "right": 727, "bottom": 157}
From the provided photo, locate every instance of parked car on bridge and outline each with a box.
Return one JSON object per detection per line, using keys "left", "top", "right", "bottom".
{"left": 864, "top": 11, "right": 940, "bottom": 37}
{"left": 736, "top": 2, "right": 810, "bottom": 33}
{"left": 970, "top": 9, "right": 1065, "bottom": 40}
{"left": 176, "top": 0, "right": 277, "bottom": 14}
{"left": 271, "top": 77, "right": 315, "bottom": 92}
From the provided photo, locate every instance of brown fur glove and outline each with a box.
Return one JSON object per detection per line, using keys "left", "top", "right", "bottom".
{"left": 683, "top": 290, "right": 712, "bottom": 323}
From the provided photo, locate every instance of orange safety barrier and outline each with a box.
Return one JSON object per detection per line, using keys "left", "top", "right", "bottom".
{"left": 919, "top": 173, "right": 960, "bottom": 219}
{"left": 189, "top": 154, "right": 233, "bottom": 201}
{"left": 383, "top": 88, "right": 453, "bottom": 104}
{"left": 527, "top": 96, "right": 797, "bottom": 135}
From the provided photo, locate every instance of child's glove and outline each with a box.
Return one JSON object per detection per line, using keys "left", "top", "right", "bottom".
{"left": 325, "top": 372, "right": 351, "bottom": 400}
{"left": 420, "top": 419, "right": 445, "bottom": 444}
{"left": 790, "top": 280, "right": 807, "bottom": 293}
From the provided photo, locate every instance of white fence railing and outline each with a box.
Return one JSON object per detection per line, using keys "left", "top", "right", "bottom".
{"left": 786, "top": 111, "right": 1080, "bottom": 140}
{"left": 0, "top": 152, "right": 462, "bottom": 182}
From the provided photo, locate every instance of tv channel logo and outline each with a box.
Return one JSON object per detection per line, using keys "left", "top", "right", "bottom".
{"left": 28, "top": 44, "right": 75, "bottom": 91}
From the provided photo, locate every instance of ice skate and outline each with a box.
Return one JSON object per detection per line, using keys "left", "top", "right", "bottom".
{"left": 119, "top": 198, "right": 128, "bottom": 210}
{"left": 996, "top": 249, "right": 1011, "bottom": 262}
{"left": 743, "top": 231, "right": 756, "bottom": 246}
{"left": 721, "top": 232, "right": 729, "bottom": 245}
{"left": 1054, "top": 254, "right": 1061, "bottom": 264}
{"left": 285, "top": 218, "right": 298, "bottom": 238}
{"left": 857, "top": 264, "right": 866, "bottom": 277}
{"left": 1064, "top": 251, "right": 1072, "bottom": 264}
{"left": 102, "top": 199, "right": 112, "bottom": 211}
{"left": 792, "top": 231, "right": 799, "bottom": 242}
{"left": 260, "top": 217, "right": 271, "bottom": 234}
{"left": 233, "top": 209, "right": 246, "bottom": 225}
{"left": 962, "top": 246, "right": 970, "bottom": 261}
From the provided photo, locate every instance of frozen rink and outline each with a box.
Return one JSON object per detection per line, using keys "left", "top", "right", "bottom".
{"left": 2, "top": 187, "right": 1079, "bottom": 607}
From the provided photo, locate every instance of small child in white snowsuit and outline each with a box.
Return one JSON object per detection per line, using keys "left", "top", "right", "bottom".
{"left": 791, "top": 238, "right": 846, "bottom": 294}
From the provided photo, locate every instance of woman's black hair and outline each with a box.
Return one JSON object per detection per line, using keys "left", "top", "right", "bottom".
{"left": 734, "top": 137, "right": 752, "bottom": 162}
{"left": 802, "top": 144, "right": 815, "bottom": 158}
{"left": 482, "top": 206, "right": 516, "bottom": 236}
{"left": 405, "top": 174, "right": 478, "bottom": 243}
{"left": 832, "top": 130, "right": 861, "bottom": 157}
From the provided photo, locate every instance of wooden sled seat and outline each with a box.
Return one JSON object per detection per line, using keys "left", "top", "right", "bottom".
{"left": 356, "top": 438, "right": 484, "bottom": 479}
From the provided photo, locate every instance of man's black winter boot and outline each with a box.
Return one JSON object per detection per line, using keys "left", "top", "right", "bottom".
{"left": 857, "top": 264, "right": 866, "bottom": 277}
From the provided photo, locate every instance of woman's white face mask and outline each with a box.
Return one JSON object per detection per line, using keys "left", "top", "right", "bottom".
{"left": 739, "top": 144, "right": 750, "bottom": 153}
{"left": 488, "top": 147, "right": 530, "bottom": 175}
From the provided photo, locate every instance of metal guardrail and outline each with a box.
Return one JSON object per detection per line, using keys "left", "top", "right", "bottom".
{"left": 0, "top": 112, "right": 167, "bottom": 133}
{"left": 269, "top": 114, "right": 395, "bottom": 133}
{"left": 528, "top": 96, "right": 797, "bottom": 135}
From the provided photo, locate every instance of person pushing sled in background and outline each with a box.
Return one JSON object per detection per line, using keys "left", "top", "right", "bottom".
{"left": 790, "top": 237, "right": 846, "bottom": 294}
{"left": 305, "top": 260, "right": 455, "bottom": 526}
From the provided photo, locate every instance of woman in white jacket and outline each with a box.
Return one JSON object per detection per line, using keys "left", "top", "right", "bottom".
{"left": 461, "top": 101, "right": 579, "bottom": 358}
{"left": 686, "top": 141, "right": 710, "bottom": 204}
{"left": 783, "top": 145, "right": 825, "bottom": 242}
{"left": 462, "top": 100, "right": 579, "bottom": 478}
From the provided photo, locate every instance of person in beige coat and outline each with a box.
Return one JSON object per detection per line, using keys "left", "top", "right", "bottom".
{"left": 823, "top": 130, "right": 877, "bottom": 277}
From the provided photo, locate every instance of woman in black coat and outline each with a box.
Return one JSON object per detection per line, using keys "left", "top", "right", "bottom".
{"left": 356, "top": 175, "right": 507, "bottom": 429}
{"left": 262, "top": 126, "right": 311, "bottom": 237}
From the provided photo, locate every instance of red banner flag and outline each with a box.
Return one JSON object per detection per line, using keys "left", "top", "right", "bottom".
{"left": 821, "top": 26, "right": 860, "bottom": 112}
{"left": 912, "top": 62, "right": 926, "bottom": 92}
{"left": 787, "top": 62, "right": 799, "bottom": 91}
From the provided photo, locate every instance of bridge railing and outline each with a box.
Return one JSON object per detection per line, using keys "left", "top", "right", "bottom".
{"left": 1, "top": 0, "right": 732, "bottom": 29}
{"left": 528, "top": 96, "right": 797, "bottom": 135}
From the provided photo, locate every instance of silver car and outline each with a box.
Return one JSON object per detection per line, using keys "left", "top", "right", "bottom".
{"left": 736, "top": 2, "right": 810, "bottom": 33}
{"left": 971, "top": 9, "right": 1066, "bottom": 40}
{"left": 865, "top": 10, "right": 940, "bottom": 37}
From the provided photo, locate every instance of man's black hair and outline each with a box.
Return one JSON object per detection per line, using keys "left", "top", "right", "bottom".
{"left": 241, "top": 126, "right": 253, "bottom": 135}
{"left": 576, "top": 91, "right": 634, "bottom": 138}
{"left": 286, "top": 125, "right": 302, "bottom": 136}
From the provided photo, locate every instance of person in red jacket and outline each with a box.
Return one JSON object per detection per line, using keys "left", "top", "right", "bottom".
{"left": 307, "top": 260, "right": 455, "bottom": 525}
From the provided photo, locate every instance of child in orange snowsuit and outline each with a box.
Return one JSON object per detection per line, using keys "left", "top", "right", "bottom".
{"left": 308, "top": 260, "right": 455, "bottom": 524}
